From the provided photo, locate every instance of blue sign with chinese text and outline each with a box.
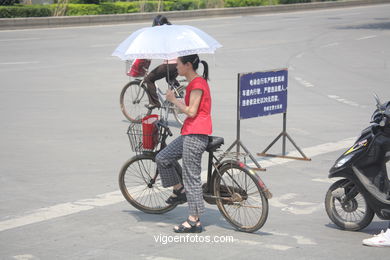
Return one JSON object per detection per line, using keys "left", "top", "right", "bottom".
{"left": 239, "top": 69, "right": 288, "bottom": 119}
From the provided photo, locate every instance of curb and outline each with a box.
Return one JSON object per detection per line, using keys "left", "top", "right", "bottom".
{"left": 0, "top": 0, "right": 389, "bottom": 30}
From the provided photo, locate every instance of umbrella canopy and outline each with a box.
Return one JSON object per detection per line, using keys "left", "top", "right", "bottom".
{"left": 112, "top": 24, "right": 222, "bottom": 60}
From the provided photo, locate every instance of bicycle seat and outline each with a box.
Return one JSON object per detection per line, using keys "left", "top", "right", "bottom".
{"left": 206, "top": 136, "right": 224, "bottom": 152}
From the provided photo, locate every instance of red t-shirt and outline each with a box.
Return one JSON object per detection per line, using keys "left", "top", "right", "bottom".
{"left": 181, "top": 77, "right": 212, "bottom": 136}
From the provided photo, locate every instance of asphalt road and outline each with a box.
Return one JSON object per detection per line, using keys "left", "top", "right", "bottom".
{"left": 1, "top": 3, "right": 390, "bottom": 259}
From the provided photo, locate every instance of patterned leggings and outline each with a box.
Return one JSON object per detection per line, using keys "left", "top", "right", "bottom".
{"left": 155, "top": 134, "right": 208, "bottom": 217}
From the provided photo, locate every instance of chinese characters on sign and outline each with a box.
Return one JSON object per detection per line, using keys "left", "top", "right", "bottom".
{"left": 239, "top": 69, "right": 288, "bottom": 119}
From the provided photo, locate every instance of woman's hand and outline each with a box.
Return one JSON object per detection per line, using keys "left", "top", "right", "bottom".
{"left": 166, "top": 89, "right": 176, "bottom": 103}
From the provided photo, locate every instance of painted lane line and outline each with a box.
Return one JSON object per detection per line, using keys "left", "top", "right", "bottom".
{"left": 281, "top": 204, "right": 323, "bottom": 215}
{"left": 327, "top": 94, "right": 366, "bottom": 108}
{"left": 256, "top": 137, "right": 356, "bottom": 169}
{"left": 356, "top": 35, "right": 377, "bottom": 41}
{"left": 312, "top": 178, "right": 336, "bottom": 183}
{"left": 0, "top": 191, "right": 123, "bottom": 232}
{"left": 12, "top": 255, "right": 37, "bottom": 260}
{"left": 0, "top": 137, "right": 355, "bottom": 233}
{"left": 294, "top": 76, "right": 314, "bottom": 88}
{"left": 292, "top": 235, "right": 317, "bottom": 245}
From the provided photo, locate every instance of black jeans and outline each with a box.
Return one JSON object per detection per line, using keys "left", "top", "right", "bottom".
{"left": 144, "top": 63, "right": 178, "bottom": 107}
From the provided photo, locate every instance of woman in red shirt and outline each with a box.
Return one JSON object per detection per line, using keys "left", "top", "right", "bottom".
{"left": 155, "top": 54, "right": 211, "bottom": 233}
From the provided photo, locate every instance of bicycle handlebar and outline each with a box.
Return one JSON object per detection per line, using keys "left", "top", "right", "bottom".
{"left": 157, "top": 120, "right": 173, "bottom": 136}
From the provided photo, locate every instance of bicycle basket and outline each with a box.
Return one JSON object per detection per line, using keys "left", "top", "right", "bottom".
{"left": 127, "top": 114, "right": 160, "bottom": 152}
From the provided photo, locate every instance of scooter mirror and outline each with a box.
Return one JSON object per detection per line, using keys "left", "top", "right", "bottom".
{"left": 373, "top": 93, "right": 382, "bottom": 109}
{"left": 386, "top": 102, "right": 390, "bottom": 116}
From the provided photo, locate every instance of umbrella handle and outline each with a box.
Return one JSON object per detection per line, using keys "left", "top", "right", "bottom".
{"left": 166, "top": 61, "right": 180, "bottom": 97}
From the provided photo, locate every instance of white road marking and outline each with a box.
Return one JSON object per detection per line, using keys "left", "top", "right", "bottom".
{"left": 257, "top": 136, "right": 355, "bottom": 168}
{"left": 327, "top": 94, "right": 366, "bottom": 108}
{"left": 282, "top": 204, "right": 323, "bottom": 215}
{"left": 0, "top": 137, "right": 355, "bottom": 232}
{"left": 290, "top": 201, "right": 317, "bottom": 206}
{"left": 270, "top": 193, "right": 323, "bottom": 215}
{"left": 294, "top": 76, "right": 314, "bottom": 88}
{"left": 12, "top": 255, "right": 37, "bottom": 260}
{"left": 0, "top": 191, "right": 123, "bottom": 232}
{"left": 155, "top": 222, "right": 170, "bottom": 227}
{"left": 268, "top": 193, "right": 297, "bottom": 208}
{"left": 264, "top": 244, "right": 293, "bottom": 251}
{"left": 356, "top": 35, "right": 377, "bottom": 41}
{"left": 292, "top": 235, "right": 317, "bottom": 245}
{"left": 312, "top": 178, "right": 336, "bottom": 183}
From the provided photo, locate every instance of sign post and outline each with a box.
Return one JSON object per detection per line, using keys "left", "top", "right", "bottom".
{"left": 221, "top": 73, "right": 266, "bottom": 171}
{"left": 239, "top": 68, "right": 309, "bottom": 160}
{"left": 223, "top": 68, "right": 310, "bottom": 167}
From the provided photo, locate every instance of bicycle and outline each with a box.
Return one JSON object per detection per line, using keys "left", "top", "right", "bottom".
{"left": 119, "top": 61, "right": 187, "bottom": 125}
{"left": 118, "top": 119, "right": 271, "bottom": 232}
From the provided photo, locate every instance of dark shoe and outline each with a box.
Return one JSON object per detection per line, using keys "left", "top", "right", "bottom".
{"left": 145, "top": 103, "right": 161, "bottom": 110}
{"left": 173, "top": 218, "right": 202, "bottom": 233}
{"left": 166, "top": 186, "right": 187, "bottom": 205}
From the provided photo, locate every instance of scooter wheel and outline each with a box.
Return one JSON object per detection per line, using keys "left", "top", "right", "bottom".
{"left": 325, "top": 179, "right": 374, "bottom": 231}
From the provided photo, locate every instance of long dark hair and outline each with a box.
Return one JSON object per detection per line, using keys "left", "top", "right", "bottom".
{"left": 152, "top": 15, "right": 171, "bottom": 26}
{"left": 178, "top": 54, "right": 209, "bottom": 81}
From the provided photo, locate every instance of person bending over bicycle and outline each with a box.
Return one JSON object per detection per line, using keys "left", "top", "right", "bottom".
{"left": 155, "top": 54, "right": 211, "bottom": 233}
{"left": 144, "top": 15, "right": 179, "bottom": 110}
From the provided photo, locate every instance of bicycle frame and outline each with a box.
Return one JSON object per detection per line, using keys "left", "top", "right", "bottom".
{"left": 135, "top": 77, "right": 186, "bottom": 122}
{"left": 132, "top": 78, "right": 148, "bottom": 105}
{"left": 205, "top": 151, "right": 272, "bottom": 201}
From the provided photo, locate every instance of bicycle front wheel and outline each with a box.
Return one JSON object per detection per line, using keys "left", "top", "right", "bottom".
{"left": 120, "top": 80, "right": 150, "bottom": 122}
{"left": 119, "top": 154, "right": 176, "bottom": 214}
{"left": 214, "top": 163, "right": 269, "bottom": 232}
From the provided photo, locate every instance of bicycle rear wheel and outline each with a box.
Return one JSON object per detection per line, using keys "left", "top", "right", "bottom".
{"left": 214, "top": 163, "right": 269, "bottom": 232}
{"left": 120, "top": 80, "right": 151, "bottom": 122}
{"left": 119, "top": 154, "right": 176, "bottom": 214}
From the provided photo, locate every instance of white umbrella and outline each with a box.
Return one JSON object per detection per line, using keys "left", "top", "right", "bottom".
{"left": 112, "top": 24, "right": 222, "bottom": 60}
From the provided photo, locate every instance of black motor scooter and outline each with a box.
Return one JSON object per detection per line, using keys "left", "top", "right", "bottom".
{"left": 325, "top": 94, "right": 390, "bottom": 231}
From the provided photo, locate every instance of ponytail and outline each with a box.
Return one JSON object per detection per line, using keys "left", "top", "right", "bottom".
{"left": 200, "top": 60, "right": 209, "bottom": 81}
{"left": 178, "top": 54, "right": 209, "bottom": 81}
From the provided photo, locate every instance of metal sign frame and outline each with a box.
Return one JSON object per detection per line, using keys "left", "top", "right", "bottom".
{"left": 257, "top": 112, "right": 311, "bottom": 161}
{"left": 223, "top": 69, "right": 310, "bottom": 167}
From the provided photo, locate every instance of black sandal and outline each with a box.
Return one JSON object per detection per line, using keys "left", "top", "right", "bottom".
{"left": 166, "top": 186, "right": 187, "bottom": 205}
{"left": 173, "top": 218, "right": 202, "bottom": 233}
